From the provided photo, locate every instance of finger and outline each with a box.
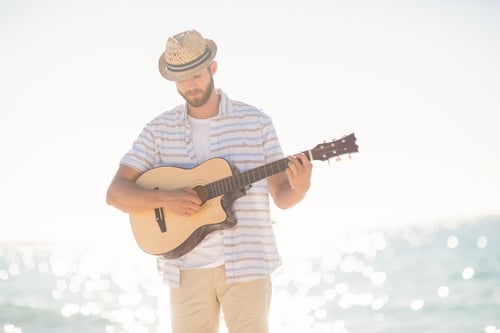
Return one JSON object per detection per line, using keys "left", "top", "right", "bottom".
{"left": 286, "top": 158, "right": 299, "bottom": 175}
{"left": 180, "top": 201, "right": 201, "bottom": 216}
{"left": 183, "top": 188, "right": 203, "bottom": 205}
{"left": 294, "top": 153, "right": 312, "bottom": 167}
{"left": 288, "top": 156, "right": 306, "bottom": 173}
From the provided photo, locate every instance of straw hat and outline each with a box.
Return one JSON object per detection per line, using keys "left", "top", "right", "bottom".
{"left": 158, "top": 30, "right": 217, "bottom": 81}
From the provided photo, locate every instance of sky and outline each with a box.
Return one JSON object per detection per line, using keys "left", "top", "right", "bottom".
{"left": 1, "top": 0, "right": 499, "bottom": 247}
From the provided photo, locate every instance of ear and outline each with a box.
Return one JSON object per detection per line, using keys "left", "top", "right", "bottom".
{"left": 210, "top": 61, "right": 218, "bottom": 75}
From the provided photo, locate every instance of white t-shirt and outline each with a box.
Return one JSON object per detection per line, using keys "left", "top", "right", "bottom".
{"left": 182, "top": 115, "right": 225, "bottom": 269}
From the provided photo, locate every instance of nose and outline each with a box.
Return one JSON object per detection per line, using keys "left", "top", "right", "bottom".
{"left": 178, "top": 76, "right": 197, "bottom": 90}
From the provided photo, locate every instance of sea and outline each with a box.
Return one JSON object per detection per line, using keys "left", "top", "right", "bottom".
{"left": 1, "top": 216, "right": 499, "bottom": 333}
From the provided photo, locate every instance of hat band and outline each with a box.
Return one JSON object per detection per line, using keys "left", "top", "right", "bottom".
{"left": 165, "top": 46, "right": 212, "bottom": 73}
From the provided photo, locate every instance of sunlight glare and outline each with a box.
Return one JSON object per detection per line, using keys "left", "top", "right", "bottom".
{"left": 484, "top": 325, "right": 500, "bottom": 333}
{"left": 410, "top": 299, "right": 424, "bottom": 311}
{"left": 447, "top": 236, "right": 459, "bottom": 249}
{"left": 371, "top": 272, "right": 387, "bottom": 287}
{"left": 477, "top": 235, "right": 488, "bottom": 249}
{"left": 3, "top": 324, "right": 22, "bottom": 333}
{"left": 437, "top": 286, "right": 449, "bottom": 298}
{"left": 462, "top": 267, "right": 475, "bottom": 280}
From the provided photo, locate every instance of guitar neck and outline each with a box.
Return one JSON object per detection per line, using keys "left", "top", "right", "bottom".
{"left": 206, "top": 152, "right": 308, "bottom": 200}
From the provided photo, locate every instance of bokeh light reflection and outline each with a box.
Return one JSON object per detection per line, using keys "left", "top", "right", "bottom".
{"left": 410, "top": 299, "right": 424, "bottom": 311}
{"left": 447, "top": 236, "right": 459, "bottom": 249}
{"left": 437, "top": 286, "right": 449, "bottom": 298}
{"left": 462, "top": 267, "right": 475, "bottom": 280}
{"left": 477, "top": 235, "right": 488, "bottom": 249}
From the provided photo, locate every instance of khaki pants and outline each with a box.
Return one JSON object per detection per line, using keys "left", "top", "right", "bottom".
{"left": 169, "top": 265, "right": 272, "bottom": 333}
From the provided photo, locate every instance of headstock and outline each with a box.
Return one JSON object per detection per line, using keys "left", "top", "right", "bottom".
{"left": 307, "top": 133, "right": 358, "bottom": 162}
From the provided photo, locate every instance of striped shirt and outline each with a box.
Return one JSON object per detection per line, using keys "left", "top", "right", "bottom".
{"left": 120, "top": 89, "right": 284, "bottom": 287}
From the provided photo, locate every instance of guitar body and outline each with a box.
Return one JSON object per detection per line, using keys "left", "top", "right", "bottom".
{"left": 130, "top": 158, "right": 238, "bottom": 258}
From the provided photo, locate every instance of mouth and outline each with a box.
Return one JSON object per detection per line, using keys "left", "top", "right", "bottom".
{"left": 186, "top": 90, "right": 202, "bottom": 97}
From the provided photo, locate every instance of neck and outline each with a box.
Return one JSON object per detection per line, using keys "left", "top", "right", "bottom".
{"left": 187, "top": 90, "right": 220, "bottom": 119}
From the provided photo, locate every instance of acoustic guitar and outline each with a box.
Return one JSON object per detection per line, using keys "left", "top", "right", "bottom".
{"left": 130, "top": 133, "right": 358, "bottom": 258}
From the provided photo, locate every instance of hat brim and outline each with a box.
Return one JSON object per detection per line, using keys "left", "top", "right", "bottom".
{"left": 158, "top": 39, "right": 217, "bottom": 81}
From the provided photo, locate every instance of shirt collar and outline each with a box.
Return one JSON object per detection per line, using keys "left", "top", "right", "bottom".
{"left": 177, "top": 88, "right": 230, "bottom": 125}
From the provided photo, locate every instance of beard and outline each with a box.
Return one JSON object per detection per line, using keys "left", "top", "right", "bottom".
{"left": 178, "top": 75, "right": 215, "bottom": 108}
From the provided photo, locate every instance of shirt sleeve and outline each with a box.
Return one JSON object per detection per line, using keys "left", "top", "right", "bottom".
{"left": 261, "top": 113, "right": 285, "bottom": 163}
{"left": 119, "top": 124, "right": 158, "bottom": 173}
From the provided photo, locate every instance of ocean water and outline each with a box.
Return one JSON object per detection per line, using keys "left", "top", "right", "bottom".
{"left": 1, "top": 217, "right": 499, "bottom": 333}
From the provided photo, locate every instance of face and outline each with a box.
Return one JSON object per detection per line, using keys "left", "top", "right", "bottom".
{"left": 176, "top": 65, "right": 215, "bottom": 108}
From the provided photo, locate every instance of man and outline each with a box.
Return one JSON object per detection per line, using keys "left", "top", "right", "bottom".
{"left": 106, "top": 29, "right": 313, "bottom": 333}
